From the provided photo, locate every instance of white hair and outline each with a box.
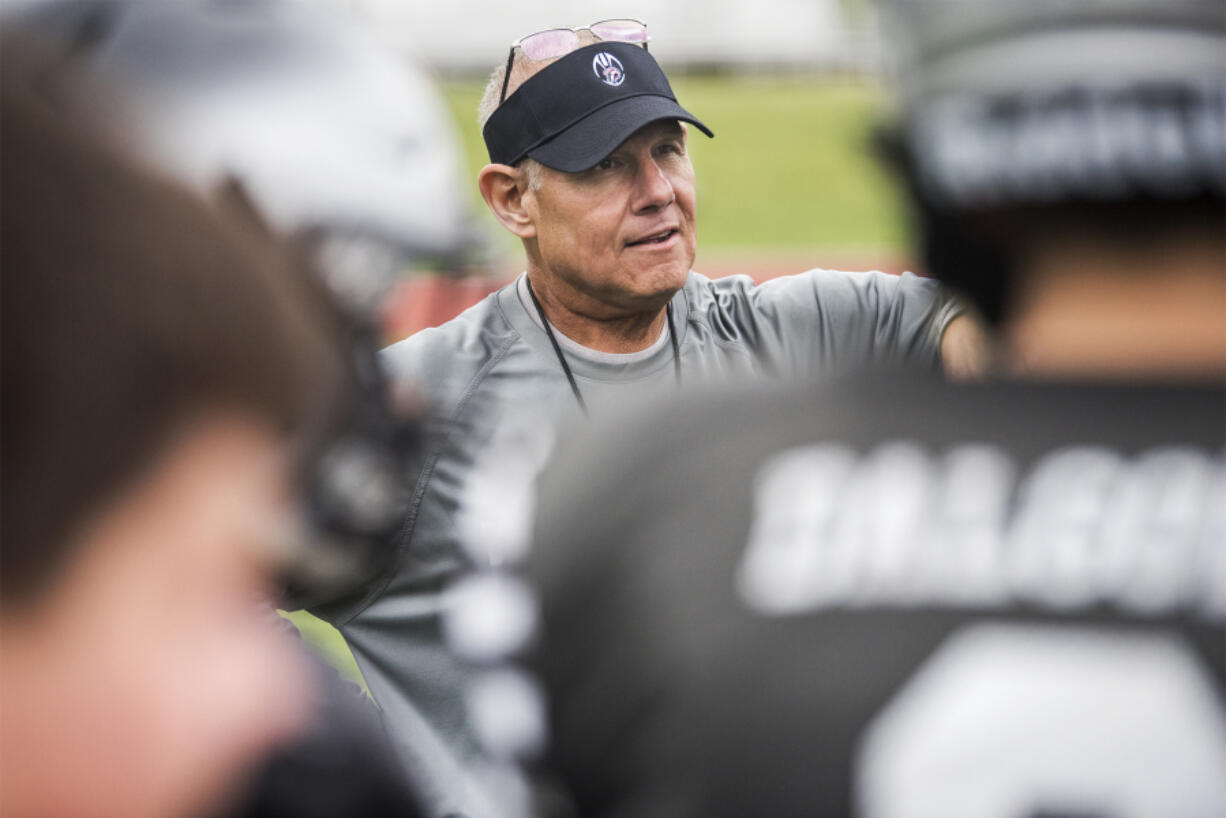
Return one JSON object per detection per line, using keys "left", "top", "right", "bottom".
{"left": 477, "top": 31, "right": 604, "bottom": 189}
{"left": 477, "top": 60, "right": 545, "bottom": 189}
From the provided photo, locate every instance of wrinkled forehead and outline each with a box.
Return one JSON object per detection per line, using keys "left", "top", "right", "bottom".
{"left": 541, "top": 120, "right": 687, "bottom": 183}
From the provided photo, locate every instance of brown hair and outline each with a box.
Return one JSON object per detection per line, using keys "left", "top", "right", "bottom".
{"left": 0, "top": 41, "right": 345, "bottom": 610}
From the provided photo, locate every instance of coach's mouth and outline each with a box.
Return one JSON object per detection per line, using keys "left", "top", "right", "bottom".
{"left": 625, "top": 228, "right": 679, "bottom": 248}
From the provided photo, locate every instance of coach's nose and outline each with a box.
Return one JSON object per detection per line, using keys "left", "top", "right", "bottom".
{"left": 632, "top": 154, "right": 676, "bottom": 213}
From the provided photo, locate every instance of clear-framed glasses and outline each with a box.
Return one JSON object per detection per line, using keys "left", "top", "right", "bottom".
{"left": 499, "top": 18, "right": 650, "bottom": 104}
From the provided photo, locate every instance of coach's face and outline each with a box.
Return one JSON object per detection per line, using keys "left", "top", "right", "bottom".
{"left": 528, "top": 119, "right": 696, "bottom": 313}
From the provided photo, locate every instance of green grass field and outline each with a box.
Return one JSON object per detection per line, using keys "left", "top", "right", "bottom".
{"left": 280, "top": 609, "right": 367, "bottom": 688}
{"left": 287, "top": 74, "right": 911, "bottom": 684}
{"left": 440, "top": 74, "right": 910, "bottom": 259}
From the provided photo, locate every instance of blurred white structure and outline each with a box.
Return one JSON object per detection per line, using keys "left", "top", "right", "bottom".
{"left": 3, "top": 0, "right": 483, "bottom": 262}
{"left": 347, "top": 0, "right": 880, "bottom": 74}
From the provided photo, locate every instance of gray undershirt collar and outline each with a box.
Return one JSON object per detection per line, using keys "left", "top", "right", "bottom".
{"left": 515, "top": 273, "right": 671, "bottom": 365}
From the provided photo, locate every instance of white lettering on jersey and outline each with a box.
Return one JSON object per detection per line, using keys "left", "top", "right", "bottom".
{"left": 737, "top": 443, "right": 1224, "bottom": 618}
{"left": 856, "top": 624, "right": 1226, "bottom": 818}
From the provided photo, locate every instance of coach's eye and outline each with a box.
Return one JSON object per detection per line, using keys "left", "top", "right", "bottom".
{"left": 595, "top": 157, "right": 618, "bottom": 171}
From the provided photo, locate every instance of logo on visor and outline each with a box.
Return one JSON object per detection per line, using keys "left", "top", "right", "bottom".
{"left": 592, "top": 52, "right": 625, "bottom": 87}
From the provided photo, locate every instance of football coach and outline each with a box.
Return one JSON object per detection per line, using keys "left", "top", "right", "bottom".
{"left": 311, "top": 19, "right": 984, "bottom": 818}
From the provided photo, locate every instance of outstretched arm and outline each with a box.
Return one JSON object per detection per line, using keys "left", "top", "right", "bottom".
{"left": 939, "top": 311, "right": 991, "bottom": 381}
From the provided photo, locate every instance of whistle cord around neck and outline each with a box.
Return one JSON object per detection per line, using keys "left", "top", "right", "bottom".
{"left": 524, "top": 277, "right": 681, "bottom": 416}
{"left": 666, "top": 302, "right": 681, "bottom": 384}
{"left": 525, "top": 277, "right": 587, "bottom": 414}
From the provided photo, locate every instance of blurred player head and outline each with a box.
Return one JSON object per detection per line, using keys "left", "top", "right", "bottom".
{"left": 877, "top": 0, "right": 1225, "bottom": 376}
{"left": 4, "top": 0, "right": 482, "bottom": 309}
{"left": 0, "top": 39, "right": 349, "bottom": 818}
{"left": 1, "top": 0, "right": 497, "bottom": 601}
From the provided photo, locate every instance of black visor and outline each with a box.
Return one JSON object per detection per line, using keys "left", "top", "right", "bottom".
{"left": 483, "top": 41, "right": 713, "bottom": 172}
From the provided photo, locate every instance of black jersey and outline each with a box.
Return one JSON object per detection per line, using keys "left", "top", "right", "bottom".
{"left": 524, "top": 374, "right": 1226, "bottom": 818}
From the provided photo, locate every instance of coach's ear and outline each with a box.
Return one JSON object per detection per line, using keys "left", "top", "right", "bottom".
{"left": 478, "top": 163, "right": 537, "bottom": 240}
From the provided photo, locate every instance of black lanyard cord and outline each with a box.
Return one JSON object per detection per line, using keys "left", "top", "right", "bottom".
{"left": 525, "top": 276, "right": 587, "bottom": 414}
{"left": 524, "top": 277, "right": 681, "bottom": 415}
{"left": 666, "top": 301, "right": 681, "bottom": 385}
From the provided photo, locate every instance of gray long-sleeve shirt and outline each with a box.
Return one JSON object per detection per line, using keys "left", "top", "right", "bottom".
{"left": 312, "top": 268, "right": 961, "bottom": 818}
